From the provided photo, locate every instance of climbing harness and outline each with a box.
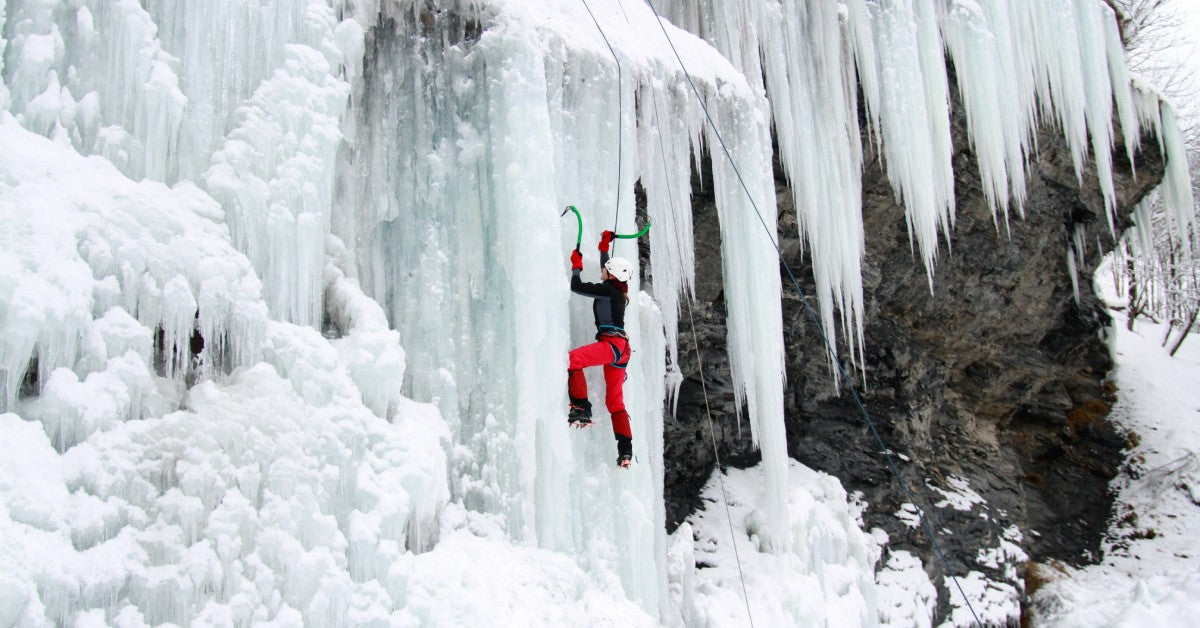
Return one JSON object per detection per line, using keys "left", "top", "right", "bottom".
{"left": 598, "top": 328, "right": 631, "bottom": 368}
{"left": 640, "top": 1, "right": 984, "bottom": 625}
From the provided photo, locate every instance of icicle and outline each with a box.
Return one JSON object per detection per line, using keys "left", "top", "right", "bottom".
{"left": 868, "top": 0, "right": 956, "bottom": 285}
{"left": 1102, "top": 4, "right": 1140, "bottom": 170}
{"left": 705, "top": 95, "right": 790, "bottom": 552}
{"left": 1158, "top": 105, "right": 1196, "bottom": 242}
{"left": 1076, "top": 0, "right": 1119, "bottom": 230}
{"left": 637, "top": 82, "right": 699, "bottom": 397}
{"left": 1131, "top": 76, "right": 1165, "bottom": 155}
{"left": 1067, "top": 224, "right": 1087, "bottom": 305}
{"left": 939, "top": 0, "right": 1034, "bottom": 225}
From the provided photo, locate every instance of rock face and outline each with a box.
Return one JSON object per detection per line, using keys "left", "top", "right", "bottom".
{"left": 661, "top": 88, "right": 1165, "bottom": 619}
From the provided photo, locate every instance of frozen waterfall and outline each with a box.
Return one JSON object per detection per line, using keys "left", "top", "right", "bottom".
{"left": 0, "top": 0, "right": 1193, "bottom": 625}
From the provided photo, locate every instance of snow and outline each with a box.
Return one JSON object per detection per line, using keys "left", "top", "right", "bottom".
{"left": 927, "top": 475, "right": 985, "bottom": 512}
{"left": 895, "top": 503, "right": 923, "bottom": 529}
{"left": 876, "top": 550, "right": 937, "bottom": 628}
{"left": 0, "top": 113, "right": 266, "bottom": 413}
{"left": 1032, "top": 314, "right": 1200, "bottom": 626}
{"left": 673, "top": 461, "right": 880, "bottom": 626}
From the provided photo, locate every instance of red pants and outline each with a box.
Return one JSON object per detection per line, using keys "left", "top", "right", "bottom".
{"left": 568, "top": 336, "right": 631, "bottom": 439}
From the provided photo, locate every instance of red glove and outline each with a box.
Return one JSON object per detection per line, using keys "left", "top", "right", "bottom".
{"left": 570, "top": 249, "right": 583, "bottom": 271}
{"left": 599, "top": 230, "right": 615, "bottom": 253}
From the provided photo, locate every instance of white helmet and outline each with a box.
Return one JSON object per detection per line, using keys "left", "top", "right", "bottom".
{"left": 604, "top": 256, "right": 634, "bottom": 282}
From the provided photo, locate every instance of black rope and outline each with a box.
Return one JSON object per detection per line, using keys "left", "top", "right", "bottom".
{"left": 640, "top": 2, "right": 984, "bottom": 625}
{"left": 579, "top": 0, "right": 624, "bottom": 255}
{"left": 582, "top": 5, "right": 756, "bottom": 623}
{"left": 653, "top": 94, "right": 756, "bottom": 628}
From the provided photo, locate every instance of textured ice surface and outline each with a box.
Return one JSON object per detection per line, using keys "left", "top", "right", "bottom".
{"left": 0, "top": 0, "right": 1193, "bottom": 624}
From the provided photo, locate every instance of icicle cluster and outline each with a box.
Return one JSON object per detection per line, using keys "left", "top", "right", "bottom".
{"left": 656, "top": 0, "right": 1192, "bottom": 368}
{"left": 0, "top": 117, "right": 267, "bottom": 421}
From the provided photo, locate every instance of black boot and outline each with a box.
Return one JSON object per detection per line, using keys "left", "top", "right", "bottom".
{"left": 615, "top": 435, "right": 633, "bottom": 468}
{"left": 568, "top": 397, "right": 593, "bottom": 427}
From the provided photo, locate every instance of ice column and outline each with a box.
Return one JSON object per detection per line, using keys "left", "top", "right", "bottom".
{"left": 636, "top": 84, "right": 699, "bottom": 395}
{"left": 643, "top": 0, "right": 793, "bottom": 551}
{"left": 334, "top": 1, "right": 712, "bottom": 614}
{"left": 205, "top": 36, "right": 350, "bottom": 327}
{"left": 638, "top": 294, "right": 671, "bottom": 618}
{"left": 0, "top": 1, "right": 9, "bottom": 109}
{"left": 706, "top": 95, "right": 790, "bottom": 552}
{"left": 552, "top": 36, "right": 671, "bottom": 612}
{"left": 334, "top": 3, "right": 575, "bottom": 550}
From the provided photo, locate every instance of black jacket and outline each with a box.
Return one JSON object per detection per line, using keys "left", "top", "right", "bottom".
{"left": 571, "top": 251, "right": 626, "bottom": 332}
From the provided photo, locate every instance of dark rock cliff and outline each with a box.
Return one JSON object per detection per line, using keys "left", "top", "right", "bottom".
{"left": 659, "top": 87, "right": 1166, "bottom": 619}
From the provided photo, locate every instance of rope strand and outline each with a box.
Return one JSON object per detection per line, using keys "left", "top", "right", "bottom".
{"left": 685, "top": 298, "right": 756, "bottom": 628}
{"left": 653, "top": 94, "right": 756, "bottom": 627}
{"left": 640, "top": 2, "right": 983, "bottom": 625}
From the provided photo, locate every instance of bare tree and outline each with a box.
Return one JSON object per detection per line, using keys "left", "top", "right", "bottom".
{"left": 1108, "top": 0, "right": 1200, "bottom": 352}
{"left": 1109, "top": 0, "right": 1199, "bottom": 96}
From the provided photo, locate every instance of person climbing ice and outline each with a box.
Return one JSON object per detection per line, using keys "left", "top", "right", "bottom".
{"left": 567, "top": 229, "right": 635, "bottom": 468}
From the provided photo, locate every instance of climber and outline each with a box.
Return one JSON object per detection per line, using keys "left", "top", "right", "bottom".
{"left": 567, "top": 230, "right": 635, "bottom": 468}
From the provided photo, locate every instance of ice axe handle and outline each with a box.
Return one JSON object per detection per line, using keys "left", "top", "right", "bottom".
{"left": 561, "top": 205, "right": 583, "bottom": 250}
{"left": 615, "top": 222, "right": 652, "bottom": 239}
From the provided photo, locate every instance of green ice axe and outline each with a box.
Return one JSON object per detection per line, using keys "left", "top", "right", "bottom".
{"left": 561, "top": 204, "right": 652, "bottom": 253}
{"left": 561, "top": 205, "right": 583, "bottom": 251}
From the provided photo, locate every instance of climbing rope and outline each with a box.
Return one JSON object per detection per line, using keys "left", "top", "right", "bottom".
{"left": 652, "top": 95, "right": 756, "bottom": 628}
{"left": 684, "top": 298, "right": 757, "bottom": 628}
{"left": 578, "top": 0, "right": 625, "bottom": 254}
{"left": 577, "top": 3, "right": 756, "bottom": 621}
{"left": 640, "top": 1, "right": 984, "bottom": 625}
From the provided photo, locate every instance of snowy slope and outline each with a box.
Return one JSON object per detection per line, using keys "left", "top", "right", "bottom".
{"left": 1031, "top": 313, "right": 1200, "bottom": 626}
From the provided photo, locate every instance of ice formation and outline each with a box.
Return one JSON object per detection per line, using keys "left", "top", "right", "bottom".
{"left": 674, "top": 462, "right": 881, "bottom": 625}
{"left": 0, "top": 0, "right": 1194, "bottom": 625}
{"left": 653, "top": 0, "right": 1191, "bottom": 364}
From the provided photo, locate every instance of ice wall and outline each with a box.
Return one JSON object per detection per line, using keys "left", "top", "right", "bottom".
{"left": 1, "top": 0, "right": 358, "bottom": 326}
{"left": 3, "top": 0, "right": 795, "bottom": 621}
{"left": 0, "top": 98, "right": 454, "bottom": 626}
{"left": 0, "top": 116, "right": 266, "bottom": 418}
{"left": 329, "top": 0, "right": 783, "bottom": 613}
{"left": 0, "top": 2, "right": 9, "bottom": 109}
